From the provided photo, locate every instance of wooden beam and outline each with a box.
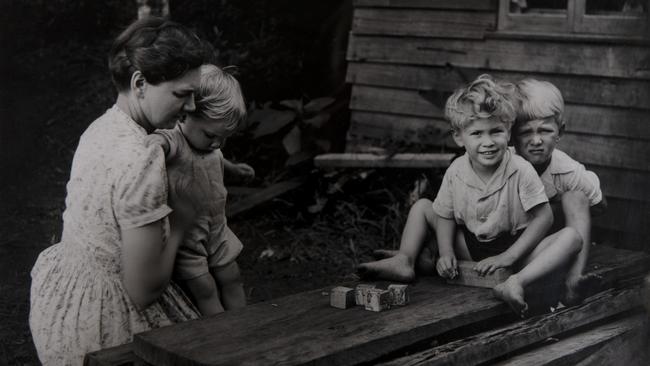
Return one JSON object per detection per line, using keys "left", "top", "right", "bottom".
{"left": 226, "top": 178, "right": 306, "bottom": 217}
{"left": 593, "top": 198, "right": 650, "bottom": 235}
{"left": 352, "top": 8, "right": 495, "bottom": 39}
{"left": 347, "top": 35, "right": 650, "bottom": 80}
{"left": 131, "top": 245, "right": 650, "bottom": 366}
{"left": 346, "top": 62, "right": 650, "bottom": 110}
{"left": 377, "top": 288, "right": 644, "bottom": 366}
{"left": 492, "top": 314, "right": 649, "bottom": 366}
{"left": 592, "top": 166, "right": 650, "bottom": 203}
{"left": 83, "top": 343, "right": 145, "bottom": 366}
{"left": 314, "top": 153, "right": 455, "bottom": 168}
{"left": 353, "top": 0, "right": 497, "bottom": 11}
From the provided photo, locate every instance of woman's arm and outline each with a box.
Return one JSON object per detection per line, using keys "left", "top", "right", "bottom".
{"left": 475, "top": 202, "right": 553, "bottom": 276}
{"left": 121, "top": 209, "right": 192, "bottom": 310}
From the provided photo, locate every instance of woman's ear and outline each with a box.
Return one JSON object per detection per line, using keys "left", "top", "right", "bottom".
{"left": 130, "top": 71, "right": 146, "bottom": 98}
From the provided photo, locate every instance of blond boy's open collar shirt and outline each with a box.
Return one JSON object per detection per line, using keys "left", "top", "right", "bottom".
{"left": 432, "top": 149, "right": 548, "bottom": 242}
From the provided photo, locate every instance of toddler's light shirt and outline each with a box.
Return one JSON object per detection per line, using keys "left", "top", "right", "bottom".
{"left": 539, "top": 149, "right": 602, "bottom": 206}
{"left": 432, "top": 149, "right": 548, "bottom": 242}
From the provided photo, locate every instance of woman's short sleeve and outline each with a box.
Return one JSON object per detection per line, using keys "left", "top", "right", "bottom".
{"left": 114, "top": 144, "right": 172, "bottom": 229}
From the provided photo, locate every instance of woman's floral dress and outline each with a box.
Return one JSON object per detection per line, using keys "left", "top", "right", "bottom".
{"left": 29, "top": 106, "right": 199, "bottom": 365}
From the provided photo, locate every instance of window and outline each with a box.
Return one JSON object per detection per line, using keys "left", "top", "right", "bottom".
{"left": 498, "top": 0, "right": 649, "bottom": 37}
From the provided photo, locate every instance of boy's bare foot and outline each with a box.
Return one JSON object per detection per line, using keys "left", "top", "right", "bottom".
{"left": 357, "top": 253, "right": 416, "bottom": 282}
{"left": 373, "top": 248, "right": 437, "bottom": 275}
{"left": 563, "top": 273, "right": 603, "bottom": 306}
{"left": 493, "top": 275, "right": 528, "bottom": 318}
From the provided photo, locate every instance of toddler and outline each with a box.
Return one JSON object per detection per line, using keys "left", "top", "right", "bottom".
{"left": 513, "top": 78, "right": 606, "bottom": 305}
{"left": 149, "top": 64, "right": 254, "bottom": 316}
{"left": 359, "top": 75, "right": 582, "bottom": 317}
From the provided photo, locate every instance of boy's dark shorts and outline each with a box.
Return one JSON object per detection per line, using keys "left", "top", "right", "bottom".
{"left": 460, "top": 226, "right": 524, "bottom": 262}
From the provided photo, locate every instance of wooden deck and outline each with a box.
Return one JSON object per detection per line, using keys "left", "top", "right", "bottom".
{"left": 86, "top": 245, "right": 650, "bottom": 366}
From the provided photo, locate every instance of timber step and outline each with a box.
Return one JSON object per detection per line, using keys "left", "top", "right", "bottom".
{"left": 314, "top": 153, "right": 455, "bottom": 168}
{"left": 83, "top": 342, "right": 147, "bottom": 366}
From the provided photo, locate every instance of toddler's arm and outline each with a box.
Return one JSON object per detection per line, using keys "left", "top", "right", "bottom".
{"left": 144, "top": 134, "right": 172, "bottom": 158}
{"left": 212, "top": 261, "right": 246, "bottom": 310}
{"left": 224, "top": 158, "right": 255, "bottom": 183}
{"left": 475, "top": 202, "right": 553, "bottom": 276}
{"left": 435, "top": 215, "right": 458, "bottom": 279}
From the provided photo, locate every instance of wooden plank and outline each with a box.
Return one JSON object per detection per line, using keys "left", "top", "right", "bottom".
{"left": 558, "top": 133, "right": 650, "bottom": 172}
{"left": 353, "top": 0, "right": 497, "bottom": 11}
{"left": 591, "top": 166, "right": 650, "bottom": 203}
{"left": 347, "top": 35, "right": 650, "bottom": 80}
{"left": 131, "top": 245, "right": 649, "bottom": 366}
{"left": 350, "top": 85, "right": 443, "bottom": 119}
{"left": 593, "top": 198, "right": 650, "bottom": 235}
{"left": 352, "top": 8, "right": 495, "bottom": 39}
{"left": 314, "top": 153, "right": 455, "bottom": 168}
{"left": 573, "top": 319, "right": 650, "bottom": 366}
{"left": 377, "top": 288, "right": 644, "bottom": 366}
{"left": 226, "top": 186, "right": 262, "bottom": 196}
{"left": 346, "top": 62, "right": 650, "bottom": 110}
{"left": 564, "top": 105, "right": 650, "bottom": 140}
{"left": 447, "top": 261, "right": 512, "bottom": 288}
{"left": 83, "top": 343, "right": 146, "bottom": 366}
{"left": 492, "top": 314, "right": 649, "bottom": 366}
{"left": 225, "top": 178, "right": 306, "bottom": 217}
{"left": 348, "top": 111, "right": 455, "bottom": 147}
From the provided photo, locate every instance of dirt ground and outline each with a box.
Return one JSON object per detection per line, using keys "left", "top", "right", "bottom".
{"left": 0, "top": 34, "right": 442, "bottom": 364}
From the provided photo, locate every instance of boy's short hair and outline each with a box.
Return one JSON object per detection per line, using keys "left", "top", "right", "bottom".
{"left": 515, "top": 79, "right": 565, "bottom": 128}
{"left": 193, "top": 64, "right": 247, "bottom": 131}
{"left": 444, "top": 74, "right": 517, "bottom": 131}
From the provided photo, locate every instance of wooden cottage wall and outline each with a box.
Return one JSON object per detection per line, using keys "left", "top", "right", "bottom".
{"left": 345, "top": 0, "right": 650, "bottom": 249}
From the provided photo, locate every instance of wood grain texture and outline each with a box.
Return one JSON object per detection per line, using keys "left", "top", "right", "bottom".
{"left": 314, "top": 153, "right": 455, "bottom": 168}
{"left": 352, "top": 8, "right": 495, "bottom": 39}
{"left": 347, "top": 35, "right": 650, "bottom": 80}
{"left": 226, "top": 178, "right": 306, "bottom": 217}
{"left": 83, "top": 343, "right": 146, "bottom": 366}
{"left": 353, "top": 0, "right": 497, "bottom": 10}
{"left": 346, "top": 62, "right": 650, "bottom": 110}
{"left": 377, "top": 289, "right": 644, "bottom": 366}
{"left": 591, "top": 166, "right": 650, "bottom": 203}
{"left": 132, "top": 246, "right": 650, "bottom": 366}
{"left": 558, "top": 133, "right": 650, "bottom": 172}
{"left": 573, "top": 318, "right": 650, "bottom": 366}
{"left": 593, "top": 198, "right": 650, "bottom": 234}
{"left": 491, "top": 314, "right": 649, "bottom": 366}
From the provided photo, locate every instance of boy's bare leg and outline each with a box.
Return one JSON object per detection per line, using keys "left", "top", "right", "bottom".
{"left": 357, "top": 199, "right": 436, "bottom": 282}
{"left": 493, "top": 228, "right": 582, "bottom": 317}
{"left": 561, "top": 191, "right": 597, "bottom": 305}
{"left": 211, "top": 261, "right": 246, "bottom": 310}
{"left": 185, "top": 273, "right": 225, "bottom": 316}
{"left": 373, "top": 242, "right": 438, "bottom": 275}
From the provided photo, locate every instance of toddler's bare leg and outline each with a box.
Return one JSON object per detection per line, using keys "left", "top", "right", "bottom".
{"left": 357, "top": 199, "right": 436, "bottom": 282}
{"left": 185, "top": 273, "right": 225, "bottom": 316}
{"left": 211, "top": 261, "right": 246, "bottom": 310}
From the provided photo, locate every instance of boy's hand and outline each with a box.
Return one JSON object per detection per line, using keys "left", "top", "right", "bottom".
{"left": 474, "top": 254, "right": 513, "bottom": 276}
{"left": 436, "top": 255, "right": 458, "bottom": 279}
{"left": 232, "top": 163, "right": 255, "bottom": 182}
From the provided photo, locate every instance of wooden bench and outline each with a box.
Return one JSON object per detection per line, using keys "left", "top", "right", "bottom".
{"left": 85, "top": 245, "right": 650, "bottom": 366}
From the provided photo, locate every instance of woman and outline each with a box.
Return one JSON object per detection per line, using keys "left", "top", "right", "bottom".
{"left": 29, "top": 17, "right": 206, "bottom": 365}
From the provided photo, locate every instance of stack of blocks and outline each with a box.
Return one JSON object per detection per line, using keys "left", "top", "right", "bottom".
{"left": 329, "top": 283, "right": 409, "bottom": 312}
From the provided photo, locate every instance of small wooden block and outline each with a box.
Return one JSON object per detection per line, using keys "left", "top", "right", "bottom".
{"left": 330, "top": 286, "right": 355, "bottom": 309}
{"left": 387, "top": 284, "right": 409, "bottom": 306}
{"left": 446, "top": 261, "right": 512, "bottom": 288}
{"left": 365, "top": 288, "right": 391, "bottom": 312}
{"left": 355, "top": 284, "right": 377, "bottom": 305}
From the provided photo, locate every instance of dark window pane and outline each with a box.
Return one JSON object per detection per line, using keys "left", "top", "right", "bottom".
{"left": 586, "top": 0, "right": 647, "bottom": 14}
{"left": 510, "top": 0, "right": 568, "bottom": 14}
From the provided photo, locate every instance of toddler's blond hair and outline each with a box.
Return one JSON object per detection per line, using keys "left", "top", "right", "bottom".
{"left": 515, "top": 79, "right": 565, "bottom": 127}
{"left": 444, "top": 74, "right": 517, "bottom": 132}
{"left": 193, "top": 64, "right": 246, "bottom": 130}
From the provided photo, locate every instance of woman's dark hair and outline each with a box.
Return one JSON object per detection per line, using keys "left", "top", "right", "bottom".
{"left": 108, "top": 17, "right": 206, "bottom": 91}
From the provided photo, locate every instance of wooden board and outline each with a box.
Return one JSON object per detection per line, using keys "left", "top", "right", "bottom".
{"left": 492, "top": 313, "right": 649, "bottom": 366}
{"left": 446, "top": 261, "right": 512, "bottom": 288}
{"left": 83, "top": 343, "right": 144, "bottom": 366}
{"left": 347, "top": 35, "right": 650, "bottom": 80}
{"left": 226, "top": 178, "right": 306, "bottom": 217}
{"left": 558, "top": 133, "right": 650, "bottom": 172}
{"left": 353, "top": 0, "right": 497, "bottom": 11}
{"left": 591, "top": 166, "right": 650, "bottom": 203}
{"left": 346, "top": 62, "right": 650, "bottom": 110}
{"left": 593, "top": 198, "right": 650, "bottom": 235}
{"left": 132, "top": 245, "right": 649, "bottom": 366}
{"left": 347, "top": 111, "right": 455, "bottom": 148}
{"left": 314, "top": 153, "right": 455, "bottom": 168}
{"left": 352, "top": 8, "right": 495, "bottom": 39}
{"left": 377, "top": 288, "right": 644, "bottom": 366}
